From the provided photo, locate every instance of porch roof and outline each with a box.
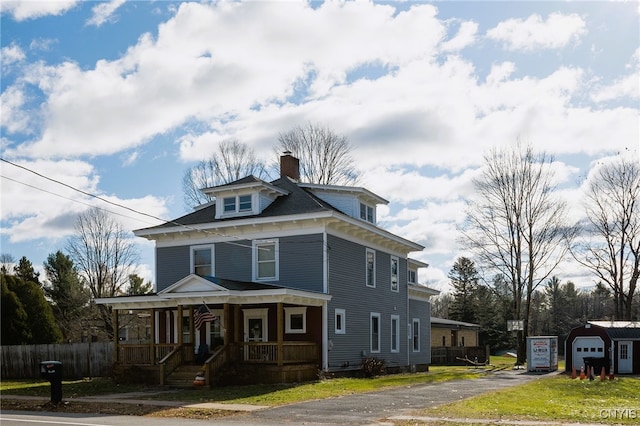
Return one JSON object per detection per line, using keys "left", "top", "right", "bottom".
{"left": 95, "top": 274, "right": 332, "bottom": 310}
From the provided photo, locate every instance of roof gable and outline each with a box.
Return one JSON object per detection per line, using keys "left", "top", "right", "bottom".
{"left": 159, "top": 275, "right": 227, "bottom": 294}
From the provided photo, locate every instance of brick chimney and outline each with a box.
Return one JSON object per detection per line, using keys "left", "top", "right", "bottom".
{"left": 280, "top": 151, "right": 300, "bottom": 180}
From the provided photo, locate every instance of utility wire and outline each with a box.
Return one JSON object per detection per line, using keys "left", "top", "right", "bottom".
{"left": 1, "top": 158, "right": 327, "bottom": 251}
{"left": 0, "top": 157, "right": 260, "bottom": 249}
{"left": 1, "top": 175, "right": 159, "bottom": 226}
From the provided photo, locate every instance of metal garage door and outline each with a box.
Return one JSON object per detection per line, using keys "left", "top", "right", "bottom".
{"left": 572, "top": 336, "right": 605, "bottom": 371}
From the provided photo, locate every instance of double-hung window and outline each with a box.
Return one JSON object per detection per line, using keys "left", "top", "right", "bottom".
{"left": 191, "top": 245, "right": 213, "bottom": 276}
{"left": 391, "top": 315, "right": 400, "bottom": 353}
{"left": 360, "top": 203, "right": 374, "bottom": 223}
{"left": 412, "top": 319, "right": 420, "bottom": 352}
{"left": 408, "top": 268, "right": 416, "bottom": 284}
{"left": 390, "top": 256, "right": 399, "bottom": 292}
{"left": 370, "top": 313, "right": 381, "bottom": 353}
{"left": 366, "top": 249, "right": 376, "bottom": 287}
{"left": 253, "top": 239, "right": 278, "bottom": 280}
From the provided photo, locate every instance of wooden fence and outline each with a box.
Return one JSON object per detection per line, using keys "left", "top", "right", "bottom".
{"left": 1, "top": 342, "right": 113, "bottom": 380}
{"left": 431, "top": 346, "right": 489, "bottom": 366}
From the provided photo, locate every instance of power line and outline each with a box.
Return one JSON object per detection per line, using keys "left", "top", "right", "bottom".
{"left": 0, "top": 158, "right": 323, "bottom": 251}
{"left": 0, "top": 157, "right": 257, "bottom": 247}
{"left": 1, "top": 175, "right": 159, "bottom": 226}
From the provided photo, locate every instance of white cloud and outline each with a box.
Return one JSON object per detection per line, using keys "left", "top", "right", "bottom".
{"left": 0, "top": 85, "right": 31, "bottom": 134}
{"left": 591, "top": 49, "right": 640, "bottom": 102}
{"left": 441, "top": 20, "right": 478, "bottom": 52}
{"left": 486, "top": 13, "right": 587, "bottom": 51}
{"left": 590, "top": 73, "right": 640, "bottom": 102}
{"left": 1, "top": 43, "right": 25, "bottom": 65}
{"left": 0, "top": 158, "right": 167, "bottom": 243}
{"left": 86, "top": 0, "right": 126, "bottom": 27}
{"left": 0, "top": 0, "right": 79, "bottom": 21}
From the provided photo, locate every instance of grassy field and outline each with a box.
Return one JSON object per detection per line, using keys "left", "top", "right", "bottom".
{"left": 0, "top": 366, "right": 484, "bottom": 405}
{"left": 415, "top": 374, "right": 640, "bottom": 425}
{"left": 5, "top": 356, "right": 633, "bottom": 425}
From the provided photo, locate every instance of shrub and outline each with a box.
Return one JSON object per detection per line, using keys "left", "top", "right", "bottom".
{"left": 361, "top": 357, "right": 385, "bottom": 378}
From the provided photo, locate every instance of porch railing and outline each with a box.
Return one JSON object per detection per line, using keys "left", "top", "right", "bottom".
{"left": 159, "top": 345, "right": 184, "bottom": 385}
{"left": 117, "top": 343, "right": 193, "bottom": 365}
{"left": 239, "top": 341, "right": 318, "bottom": 364}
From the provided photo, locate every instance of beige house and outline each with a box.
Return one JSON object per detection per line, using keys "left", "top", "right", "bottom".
{"left": 431, "top": 317, "right": 480, "bottom": 347}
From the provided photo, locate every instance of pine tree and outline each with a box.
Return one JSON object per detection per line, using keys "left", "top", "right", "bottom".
{"left": 1, "top": 276, "right": 31, "bottom": 344}
{"left": 448, "top": 257, "right": 479, "bottom": 323}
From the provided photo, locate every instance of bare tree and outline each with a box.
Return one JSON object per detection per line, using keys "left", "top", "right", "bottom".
{"left": 573, "top": 157, "right": 639, "bottom": 320}
{"left": 183, "top": 138, "right": 270, "bottom": 209}
{"left": 0, "top": 253, "right": 15, "bottom": 275}
{"left": 66, "top": 208, "right": 140, "bottom": 337}
{"left": 460, "top": 143, "right": 575, "bottom": 364}
{"left": 276, "top": 122, "right": 359, "bottom": 185}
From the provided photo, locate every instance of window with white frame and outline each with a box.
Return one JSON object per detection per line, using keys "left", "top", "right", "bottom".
{"left": 191, "top": 245, "right": 213, "bottom": 276}
{"left": 238, "top": 194, "right": 252, "bottom": 212}
{"left": 391, "top": 315, "right": 400, "bottom": 353}
{"left": 408, "top": 268, "right": 416, "bottom": 284}
{"left": 223, "top": 194, "right": 253, "bottom": 214}
{"left": 370, "top": 313, "right": 380, "bottom": 353}
{"left": 366, "top": 249, "right": 376, "bottom": 287}
{"left": 253, "top": 239, "right": 278, "bottom": 280}
{"left": 412, "top": 318, "right": 420, "bottom": 352}
{"left": 223, "top": 196, "right": 236, "bottom": 213}
{"left": 284, "top": 307, "right": 307, "bottom": 333}
{"left": 360, "top": 202, "right": 374, "bottom": 223}
{"left": 390, "top": 256, "right": 399, "bottom": 292}
{"left": 335, "top": 308, "right": 346, "bottom": 334}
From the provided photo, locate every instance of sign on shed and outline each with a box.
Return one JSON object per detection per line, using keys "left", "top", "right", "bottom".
{"left": 526, "top": 336, "right": 558, "bottom": 372}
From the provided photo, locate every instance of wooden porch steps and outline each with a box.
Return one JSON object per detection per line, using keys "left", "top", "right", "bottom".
{"left": 164, "top": 364, "right": 206, "bottom": 388}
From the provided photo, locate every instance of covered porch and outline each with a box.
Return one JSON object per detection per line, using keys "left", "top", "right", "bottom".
{"left": 96, "top": 275, "right": 331, "bottom": 385}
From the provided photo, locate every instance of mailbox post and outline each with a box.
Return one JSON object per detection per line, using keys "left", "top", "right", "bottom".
{"left": 39, "top": 361, "right": 63, "bottom": 404}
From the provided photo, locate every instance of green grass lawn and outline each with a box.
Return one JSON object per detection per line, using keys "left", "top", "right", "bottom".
{"left": 1, "top": 367, "right": 485, "bottom": 405}
{"left": 418, "top": 374, "right": 640, "bottom": 425}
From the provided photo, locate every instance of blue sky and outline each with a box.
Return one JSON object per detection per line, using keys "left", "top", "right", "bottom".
{"left": 1, "top": 0, "right": 638, "bottom": 292}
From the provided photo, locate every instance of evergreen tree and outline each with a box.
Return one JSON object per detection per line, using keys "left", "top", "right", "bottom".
{"left": 1, "top": 275, "right": 31, "bottom": 344}
{"left": 13, "top": 256, "right": 40, "bottom": 286}
{"left": 43, "top": 251, "right": 90, "bottom": 341}
{"left": 4, "top": 274, "right": 62, "bottom": 343}
{"left": 448, "top": 257, "right": 479, "bottom": 323}
{"left": 127, "top": 273, "right": 153, "bottom": 295}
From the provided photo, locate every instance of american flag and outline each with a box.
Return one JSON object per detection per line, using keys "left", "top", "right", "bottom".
{"left": 194, "top": 304, "right": 217, "bottom": 330}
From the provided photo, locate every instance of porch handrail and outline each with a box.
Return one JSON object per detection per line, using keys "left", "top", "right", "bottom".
{"left": 203, "top": 344, "right": 229, "bottom": 386}
{"left": 159, "top": 345, "right": 183, "bottom": 385}
{"left": 239, "top": 341, "right": 318, "bottom": 364}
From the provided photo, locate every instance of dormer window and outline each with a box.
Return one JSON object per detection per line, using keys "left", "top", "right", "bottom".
{"left": 360, "top": 203, "right": 374, "bottom": 223}
{"left": 222, "top": 195, "right": 253, "bottom": 215}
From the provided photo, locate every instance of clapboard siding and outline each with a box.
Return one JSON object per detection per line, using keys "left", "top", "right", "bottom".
{"left": 277, "top": 234, "right": 324, "bottom": 292}
{"left": 216, "top": 239, "right": 252, "bottom": 281}
{"left": 156, "top": 245, "right": 190, "bottom": 291}
{"left": 156, "top": 235, "right": 323, "bottom": 291}
{"left": 326, "top": 234, "right": 410, "bottom": 370}
{"left": 409, "top": 298, "right": 431, "bottom": 365}
{"left": 1, "top": 342, "right": 113, "bottom": 379}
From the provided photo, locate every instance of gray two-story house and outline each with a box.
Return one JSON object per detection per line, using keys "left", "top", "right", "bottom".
{"left": 97, "top": 153, "right": 438, "bottom": 385}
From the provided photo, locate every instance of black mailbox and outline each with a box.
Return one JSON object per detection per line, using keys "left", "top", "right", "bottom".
{"left": 39, "top": 361, "right": 63, "bottom": 404}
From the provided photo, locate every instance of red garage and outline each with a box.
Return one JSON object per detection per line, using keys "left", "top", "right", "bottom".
{"left": 565, "top": 321, "right": 640, "bottom": 375}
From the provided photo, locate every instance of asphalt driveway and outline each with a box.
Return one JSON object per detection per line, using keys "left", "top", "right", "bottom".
{"left": 223, "top": 369, "right": 554, "bottom": 425}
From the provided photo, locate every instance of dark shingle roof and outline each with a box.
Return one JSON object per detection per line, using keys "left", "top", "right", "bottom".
{"left": 143, "top": 176, "right": 341, "bottom": 231}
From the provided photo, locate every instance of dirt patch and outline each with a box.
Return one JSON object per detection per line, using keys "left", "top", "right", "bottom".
{"left": 0, "top": 399, "right": 239, "bottom": 420}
